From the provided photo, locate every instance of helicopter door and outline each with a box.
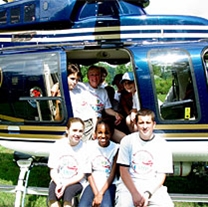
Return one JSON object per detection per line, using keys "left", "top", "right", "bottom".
{"left": 148, "top": 48, "right": 197, "bottom": 120}
{"left": 128, "top": 47, "right": 198, "bottom": 121}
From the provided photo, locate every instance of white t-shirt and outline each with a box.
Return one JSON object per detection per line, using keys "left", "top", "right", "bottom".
{"left": 132, "top": 92, "right": 140, "bottom": 111}
{"left": 85, "top": 140, "right": 119, "bottom": 191}
{"left": 48, "top": 137, "right": 88, "bottom": 186}
{"left": 70, "top": 82, "right": 95, "bottom": 121}
{"left": 117, "top": 132, "right": 173, "bottom": 191}
{"left": 84, "top": 82, "right": 112, "bottom": 118}
{"left": 114, "top": 91, "right": 121, "bottom": 102}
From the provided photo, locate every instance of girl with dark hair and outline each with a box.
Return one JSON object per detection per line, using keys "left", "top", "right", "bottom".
{"left": 79, "top": 118, "right": 119, "bottom": 207}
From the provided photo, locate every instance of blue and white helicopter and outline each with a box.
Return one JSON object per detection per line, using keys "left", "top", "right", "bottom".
{"left": 0, "top": 0, "right": 208, "bottom": 178}
{"left": 2, "top": 0, "right": 208, "bottom": 205}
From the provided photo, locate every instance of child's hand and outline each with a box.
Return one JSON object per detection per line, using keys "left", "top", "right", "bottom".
{"left": 55, "top": 183, "right": 65, "bottom": 199}
{"left": 92, "top": 192, "right": 103, "bottom": 207}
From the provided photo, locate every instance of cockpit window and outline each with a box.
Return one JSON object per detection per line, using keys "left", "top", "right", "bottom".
{"left": 78, "top": 1, "right": 145, "bottom": 20}
{"left": 79, "top": 1, "right": 119, "bottom": 19}
{"left": 118, "top": 1, "right": 146, "bottom": 15}
{"left": 149, "top": 49, "right": 198, "bottom": 121}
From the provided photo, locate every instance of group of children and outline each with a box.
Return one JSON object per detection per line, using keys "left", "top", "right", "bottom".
{"left": 47, "top": 109, "right": 174, "bottom": 207}
{"left": 48, "top": 117, "right": 119, "bottom": 207}
{"left": 49, "top": 65, "right": 174, "bottom": 207}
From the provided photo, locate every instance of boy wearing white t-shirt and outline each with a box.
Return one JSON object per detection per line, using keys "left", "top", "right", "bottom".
{"left": 116, "top": 109, "right": 174, "bottom": 207}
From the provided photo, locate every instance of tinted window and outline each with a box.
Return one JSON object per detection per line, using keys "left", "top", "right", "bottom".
{"left": 24, "top": 3, "right": 35, "bottom": 22}
{"left": 0, "top": 52, "right": 62, "bottom": 124}
{"left": 79, "top": 1, "right": 119, "bottom": 19}
{"left": 0, "top": 10, "right": 7, "bottom": 25}
{"left": 202, "top": 50, "right": 208, "bottom": 85}
{"left": 10, "top": 7, "right": 20, "bottom": 24}
{"left": 79, "top": 1, "right": 145, "bottom": 20}
{"left": 149, "top": 49, "right": 198, "bottom": 120}
{"left": 118, "top": 1, "right": 146, "bottom": 15}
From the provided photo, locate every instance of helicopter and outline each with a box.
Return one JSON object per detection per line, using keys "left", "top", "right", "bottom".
{"left": 2, "top": 0, "right": 208, "bottom": 205}
{"left": 0, "top": 0, "right": 208, "bottom": 178}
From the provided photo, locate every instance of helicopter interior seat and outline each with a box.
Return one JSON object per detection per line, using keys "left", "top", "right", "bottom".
{"left": 160, "top": 99, "right": 194, "bottom": 120}
{"left": 160, "top": 69, "right": 195, "bottom": 120}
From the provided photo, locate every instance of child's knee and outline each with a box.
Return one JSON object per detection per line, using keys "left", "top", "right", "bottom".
{"left": 49, "top": 200, "right": 61, "bottom": 207}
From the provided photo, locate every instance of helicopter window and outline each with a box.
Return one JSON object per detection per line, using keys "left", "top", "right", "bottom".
{"left": 24, "top": 3, "right": 35, "bottom": 22}
{"left": 203, "top": 52, "right": 208, "bottom": 86}
{"left": 0, "top": 10, "right": 7, "bottom": 25}
{"left": 78, "top": 1, "right": 145, "bottom": 20}
{"left": 10, "top": 7, "right": 20, "bottom": 24}
{"left": 78, "top": 3, "right": 97, "bottom": 19}
{"left": 0, "top": 52, "right": 62, "bottom": 124}
{"left": 79, "top": 1, "right": 119, "bottom": 19}
{"left": 149, "top": 49, "right": 198, "bottom": 121}
{"left": 118, "top": 1, "right": 146, "bottom": 15}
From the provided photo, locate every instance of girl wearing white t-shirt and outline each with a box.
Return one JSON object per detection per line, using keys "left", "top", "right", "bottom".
{"left": 79, "top": 119, "right": 119, "bottom": 207}
{"left": 48, "top": 117, "right": 88, "bottom": 207}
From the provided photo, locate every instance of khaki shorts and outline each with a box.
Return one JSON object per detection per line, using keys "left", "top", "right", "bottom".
{"left": 115, "top": 185, "right": 174, "bottom": 207}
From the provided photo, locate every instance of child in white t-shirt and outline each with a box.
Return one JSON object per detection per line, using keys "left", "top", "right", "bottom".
{"left": 116, "top": 109, "right": 174, "bottom": 207}
{"left": 79, "top": 118, "right": 119, "bottom": 207}
{"left": 48, "top": 117, "right": 88, "bottom": 207}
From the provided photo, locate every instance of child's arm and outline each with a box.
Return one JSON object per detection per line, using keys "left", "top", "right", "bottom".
{"left": 100, "top": 150, "right": 118, "bottom": 194}
{"left": 50, "top": 168, "right": 58, "bottom": 182}
{"left": 63, "top": 171, "right": 84, "bottom": 187}
{"left": 87, "top": 173, "right": 99, "bottom": 196}
{"left": 50, "top": 168, "right": 65, "bottom": 199}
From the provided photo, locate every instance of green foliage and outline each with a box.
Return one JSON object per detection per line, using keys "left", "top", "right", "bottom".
{"left": 153, "top": 64, "right": 172, "bottom": 97}
{"left": 155, "top": 77, "right": 172, "bottom": 95}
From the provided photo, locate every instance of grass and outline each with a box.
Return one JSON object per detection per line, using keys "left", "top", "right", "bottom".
{"left": 0, "top": 146, "right": 208, "bottom": 207}
{"left": 0, "top": 146, "right": 50, "bottom": 207}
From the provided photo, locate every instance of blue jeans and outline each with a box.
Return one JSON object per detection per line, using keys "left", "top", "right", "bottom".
{"left": 79, "top": 184, "right": 116, "bottom": 207}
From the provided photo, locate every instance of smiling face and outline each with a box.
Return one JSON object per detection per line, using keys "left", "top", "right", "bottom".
{"left": 87, "top": 68, "right": 102, "bottom": 88}
{"left": 123, "top": 80, "right": 136, "bottom": 94}
{"left": 95, "top": 123, "right": 112, "bottom": 147}
{"left": 67, "top": 72, "right": 79, "bottom": 90}
{"left": 137, "top": 115, "right": 156, "bottom": 141}
{"left": 67, "top": 121, "right": 84, "bottom": 146}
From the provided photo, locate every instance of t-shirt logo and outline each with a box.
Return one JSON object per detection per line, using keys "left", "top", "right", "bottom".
{"left": 91, "top": 100, "right": 104, "bottom": 114}
{"left": 92, "top": 155, "right": 111, "bottom": 173}
{"left": 132, "top": 150, "right": 153, "bottom": 174}
{"left": 58, "top": 155, "right": 78, "bottom": 179}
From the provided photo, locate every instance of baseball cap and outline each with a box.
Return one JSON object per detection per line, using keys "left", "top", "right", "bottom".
{"left": 120, "top": 72, "right": 134, "bottom": 84}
